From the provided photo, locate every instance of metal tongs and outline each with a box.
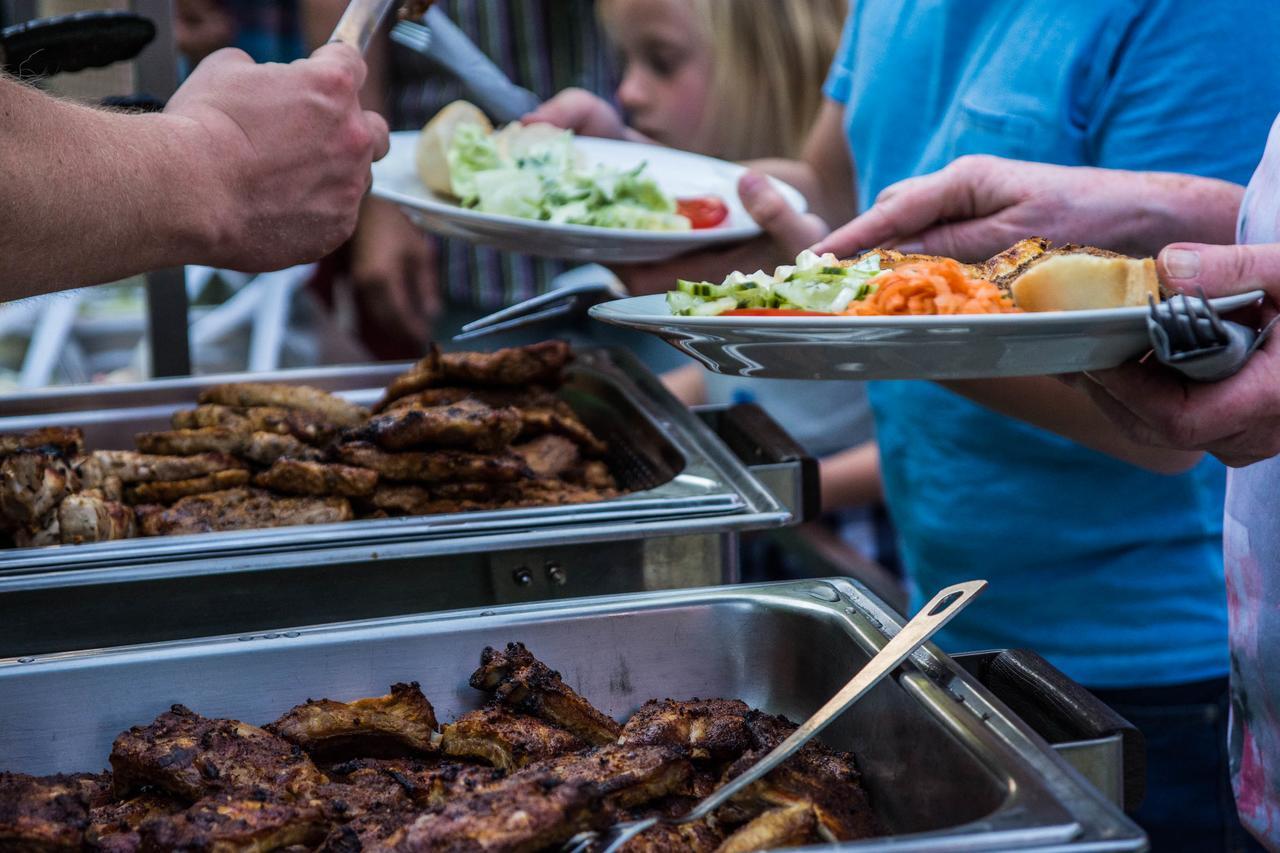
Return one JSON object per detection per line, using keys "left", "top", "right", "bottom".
{"left": 329, "top": 0, "right": 399, "bottom": 53}
{"left": 563, "top": 580, "right": 988, "bottom": 853}
{"left": 1147, "top": 289, "right": 1276, "bottom": 382}
{"left": 453, "top": 266, "right": 627, "bottom": 341}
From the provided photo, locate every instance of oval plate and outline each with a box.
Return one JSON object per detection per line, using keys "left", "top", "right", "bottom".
{"left": 589, "top": 291, "right": 1267, "bottom": 380}
{"left": 371, "top": 131, "right": 806, "bottom": 263}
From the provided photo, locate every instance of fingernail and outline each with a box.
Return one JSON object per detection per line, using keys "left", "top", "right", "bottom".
{"left": 739, "top": 172, "right": 766, "bottom": 197}
{"left": 1163, "top": 248, "right": 1201, "bottom": 280}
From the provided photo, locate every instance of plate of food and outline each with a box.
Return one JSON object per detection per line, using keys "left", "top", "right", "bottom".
{"left": 589, "top": 237, "right": 1265, "bottom": 380}
{"left": 370, "top": 101, "right": 807, "bottom": 263}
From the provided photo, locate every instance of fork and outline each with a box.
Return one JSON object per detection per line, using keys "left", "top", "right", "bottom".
{"left": 1147, "top": 289, "right": 1276, "bottom": 382}
{"left": 562, "top": 579, "right": 988, "bottom": 853}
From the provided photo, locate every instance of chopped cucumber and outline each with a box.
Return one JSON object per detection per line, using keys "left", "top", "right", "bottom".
{"left": 689, "top": 296, "right": 740, "bottom": 316}
{"left": 666, "top": 291, "right": 701, "bottom": 315}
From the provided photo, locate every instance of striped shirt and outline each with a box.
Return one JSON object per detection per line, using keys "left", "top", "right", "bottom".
{"left": 389, "top": 0, "right": 617, "bottom": 309}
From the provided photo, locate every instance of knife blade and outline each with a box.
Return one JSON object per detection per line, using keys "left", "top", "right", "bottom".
{"left": 416, "top": 5, "right": 542, "bottom": 124}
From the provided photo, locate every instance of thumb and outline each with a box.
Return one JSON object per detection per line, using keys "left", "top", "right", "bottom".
{"left": 1159, "top": 242, "right": 1280, "bottom": 301}
{"left": 738, "top": 171, "right": 828, "bottom": 257}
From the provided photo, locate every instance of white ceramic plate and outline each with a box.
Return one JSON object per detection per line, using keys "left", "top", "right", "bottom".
{"left": 589, "top": 291, "right": 1266, "bottom": 380}
{"left": 371, "top": 131, "right": 807, "bottom": 263}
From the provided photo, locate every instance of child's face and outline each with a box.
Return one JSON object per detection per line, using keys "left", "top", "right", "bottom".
{"left": 606, "top": 0, "right": 715, "bottom": 154}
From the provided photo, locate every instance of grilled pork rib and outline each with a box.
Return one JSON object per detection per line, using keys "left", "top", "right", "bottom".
{"left": 135, "top": 488, "right": 353, "bottom": 537}
{"left": 254, "top": 460, "right": 379, "bottom": 498}
{"left": 0, "top": 772, "right": 92, "bottom": 852}
{"left": 197, "top": 383, "right": 368, "bottom": 428}
{"left": 352, "top": 400, "right": 522, "bottom": 453}
{"left": 267, "top": 683, "right": 439, "bottom": 761}
{"left": 440, "top": 706, "right": 586, "bottom": 772}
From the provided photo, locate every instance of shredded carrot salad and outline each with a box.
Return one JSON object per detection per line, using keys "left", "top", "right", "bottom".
{"left": 845, "top": 259, "right": 1020, "bottom": 316}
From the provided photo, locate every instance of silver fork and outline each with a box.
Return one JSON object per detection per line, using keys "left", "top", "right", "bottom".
{"left": 1147, "top": 289, "right": 1276, "bottom": 382}
{"left": 562, "top": 579, "right": 988, "bottom": 853}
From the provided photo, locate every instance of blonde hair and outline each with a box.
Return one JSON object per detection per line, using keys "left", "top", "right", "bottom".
{"left": 601, "top": 0, "right": 848, "bottom": 160}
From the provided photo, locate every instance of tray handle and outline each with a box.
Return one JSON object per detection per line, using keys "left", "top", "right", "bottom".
{"left": 695, "top": 402, "right": 819, "bottom": 523}
{"left": 954, "top": 649, "right": 1145, "bottom": 812}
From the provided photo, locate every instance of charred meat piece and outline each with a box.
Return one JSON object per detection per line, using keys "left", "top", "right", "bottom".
{"left": 352, "top": 400, "right": 522, "bottom": 453}
{"left": 981, "top": 236, "right": 1051, "bottom": 281}
{"left": 134, "top": 427, "right": 245, "bottom": 457}
{"left": 87, "top": 792, "right": 184, "bottom": 853}
{"left": 316, "top": 811, "right": 409, "bottom": 853}
{"left": 376, "top": 341, "right": 572, "bottom": 410}
{"left": 254, "top": 460, "right": 378, "bottom": 498}
{"left": 336, "top": 442, "right": 530, "bottom": 484}
{"left": 239, "top": 432, "right": 325, "bottom": 467}
{"left": 382, "top": 774, "right": 603, "bottom": 853}
{"left": 0, "top": 427, "right": 84, "bottom": 457}
{"left": 136, "top": 793, "right": 328, "bottom": 852}
{"left": 365, "top": 484, "right": 492, "bottom": 517}
{"left": 172, "top": 405, "right": 340, "bottom": 446}
{"left": 0, "top": 451, "right": 77, "bottom": 528}
{"left": 512, "top": 406, "right": 608, "bottom": 457}
{"left": 567, "top": 461, "right": 617, "bottom": 491}
{"left": 500, "top": 479, "right": 618, "bottom": 506}
{"left": 58, "top": 494, "right": 136, "bottom": 544}
{"left": 197, "top": 383, "right": 368, "bottom": 428}
{"left": 0, "top": 772, "right": 91, "bottom": 852}
{"left": 512, "top": 435, "right": 579, "bottom": 480}
{"left": 440, "top": 706, "right": 585, "bottom": 772}
{"left": 109, "top": 704, "right": 327, "bottom": 802}
{"left": 135, "top": 489, "right": 353, "bottom": 537}
{"left": 79, "top": 451, "right": 246, "bottom": 485}
{"left": 312, "top": 779, "right": 412, "bottom": 825}
{"left": 325, "top": 758, "right": 503, "bottom": 809}
{"left": 522, "top": 745, "right": 690, "bottom": 810}
{"left": 716, "top": 802, "right": 817, "bottom": 853}
{"left": 470, "top": 643, "right": 621, "bottom": 746}
{"left": 620, "top": 699, "right": 753, "bottom": 761}
{"left": 123, "top": 469, "right": 251, "bottom": 506}
{"left": 618, "top": 820, "right": 722, "bottom": 853}
{"left": 267, "top": 682, "right": 439, "bottom": 761}
{"left": 382, "top": 386, "right": 559, "bottom": 413}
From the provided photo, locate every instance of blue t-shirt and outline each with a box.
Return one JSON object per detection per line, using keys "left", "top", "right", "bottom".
{"left": 825, "top": 0, "right": 1280, "bottom": 687}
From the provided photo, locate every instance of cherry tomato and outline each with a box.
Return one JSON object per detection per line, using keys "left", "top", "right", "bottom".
{"left": 676, "top": 196, "right": 730, "bottom": 229}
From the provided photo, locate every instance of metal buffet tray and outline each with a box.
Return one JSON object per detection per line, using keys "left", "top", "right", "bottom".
{"left": 0, "top": 579, "right": 1145, "bottom": 851}
{"left": 0, "top": 348, "right": 811, "bottom": 655}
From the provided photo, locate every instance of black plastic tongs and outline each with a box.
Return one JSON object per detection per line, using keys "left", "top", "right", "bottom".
{"left": 0, "top": 10, "right": 156, "bottom": 78}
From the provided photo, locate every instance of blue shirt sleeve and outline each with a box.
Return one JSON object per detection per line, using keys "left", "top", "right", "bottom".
{"left": 822, "top": 11, "right": 857, "bottom": 105}
{"left": 1087, "top": 0, "right": 1280, "bottom": 184}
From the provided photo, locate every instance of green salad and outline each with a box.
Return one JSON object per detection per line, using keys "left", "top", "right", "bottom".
{"left": 447, "top": 123, "right": 691, "bottom": 232}
{"left": 667, "top": 250, "right": 887, "bottom": 316}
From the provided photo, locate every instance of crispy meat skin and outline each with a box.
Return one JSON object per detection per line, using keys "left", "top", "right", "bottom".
{"left": 0, "top": 773, "right": 90, "bottom": 852}
{"left": 618, "top": 819, "right": 722, "bottom": 853}
{"left": 376, "top": 342, "right": 573, "bottom": 411}
{"left": 267, "top": 683, "right": 439, "bottom": 761}
{"left": 982, "top": 237, "right": 1052, "bottom": 282}
{"left": 81, "top": 451, "right": 246, "bottom": 485}
{"left": 716, "top": 802, "right": 816, "bottom": 853}
{"left": 172, "top": 406, "right": 340, "bottom": 445}
{"left": 353, "top": 400, "right": 522, "bottom": 453}
{"left": 620, "top": 700, "right": 752, "bottom": 761}
{"left": 197, "top": 384, "right": 367, "bottom": 428}
{"left": 0, "top": 428, "right": 83, "bottom": 457}
{"left": 326, "top": 759, "right": 502, "bottom": 809}
{"left": 0, "top": 451, "right": 76, "bottom": 528}
{"left": 366, "top": 484, "right": 490, "bottom": 517}
{"left": 512, "top": 436, "right": 579, "bottom": 480}
{"left": 470, "top": 643, "right": 621, "bottom": 746}
{"left": 254, "top": 460, "right": 378, "bottom": 498}
{"left": 123, "top": 469, "right": 251, "bottom": 506}
{"left": 87, "top": 793, "right": 183, "bottom": 853}
{"left": 521, "top": 745, "right": 690, "bottom": 809}
{"left": 440, "top": 706, "right": 585, "bottom": 772}
{"left": 136, "top": 794, "right": 328, "bottom": 853}
{"left": 57, "top": 494, "right": 136, "bottom": 544}
{"left": 336, "top": 442, "right": 530, "bottom": 484}
{"left": 135, "top": 489, "right": 353, "bottom": 537}
{"left": 109, "top": 704, "right": 326, "bottom": 802}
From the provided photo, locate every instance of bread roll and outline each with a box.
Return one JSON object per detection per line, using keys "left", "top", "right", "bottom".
{"left": 1009, "top": 250, "right": 1159, "bottom": 312}
{"left": 415, "top": 100, "right": 493, "bottom": 196}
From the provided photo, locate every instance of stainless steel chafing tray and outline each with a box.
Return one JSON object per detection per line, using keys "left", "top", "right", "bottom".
{"left": 0, "top": 348, "right": 814, "bottom": 655}
{"left": 0, "top": 579, "right": 1145, "bottom": 851}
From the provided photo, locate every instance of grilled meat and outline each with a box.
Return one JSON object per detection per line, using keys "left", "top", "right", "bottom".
{"left": 568, "top": 461, "right": 617, "bottom": 491}
{"left": 383, "top": 386, "right": 558, "bottom": 413}
{"left": 0, "top": 427, "right": 84, "bottom": 457}
{"left": 325, "top": 759, "right": 503, "bottom": 809}
{"left": 123, "top": 469, "right": 252, "bottom": 505}
{"left": 136, "top": 428, "right": 325, "bottom": 467}
{"left": 267, "top": 683, "right": 439, "bottom": 761}
{"left": 241, "top": 432, "right": 325, "bottom": 467}
{"left": 352, "top": 400, "right": 522, "bottom": 453}
{"left": 57, "top": 494, "right": 136, "bottom": 544}
{"left": 512, "top": 407, "right": 608, "bottom": 457}
{"left": 79, "top": 451, "right": 246, "bottom": 485}
{"left": 470, "top": 643, "right": 621, "bottom": 746}
{"left": 366, "top": 484, "right": 492, "bottom": 517}
{"left": 522, "top": 745, "right": 690, "bottom": 810}
{"left": 512, "top": 435, "right": 579, "bottom": 480}
{"left": 717, "top": 802, "right": 817, "bottom": 853}
{"left": 109, "top": 705, "right": 327, "bottom": 802}
{"left": 172, "top": 406, "right": 340, "bottom": 446}
{"left": 376, "top": 341, "right": 573, "bottom": 410}
{"left": 316, "top": 811, "right": 410, "bottom": 853}
{"left": 440, "top": 706, "right": 585, "bottom": 772}
{"left": 336, "top": 442, "right": 530, "bottom": 484}
{"left": 0, "top": 451, "right": 77, "bottom": 528}
{"left": 197, "top": 384, "right": 368, "bottom": 428}
{"left": 0, "top": 772, "right": 92, "bottom": 852}
{"left": 382, "top": 774, "right": 604, "bottom": 853}
{"left": 504, "top": 479, "right": 618, "bottom": 505}
{"left": 135, "top": 489, "right": 353, "bottom": 537}
{"left": 136, "top": 793, "right": 328, "bottom": 852}
{"left": 619, "top": 700, "right": 753, "bottom": 761}
{"left": 618, "top": 819, "right": 722, "bottom": 853}
{"left": 981, "top": 236, "right": 1051, "bottom": 281}
{"left": 87, "top": 792, "right": 183, "bottom": 853}
{"left": 254, "top": 460, "right": 378, "bottom": 498}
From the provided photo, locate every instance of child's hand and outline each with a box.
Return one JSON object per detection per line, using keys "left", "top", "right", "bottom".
{"left": 524, "top": 89, "right": 631, "bottom": 140}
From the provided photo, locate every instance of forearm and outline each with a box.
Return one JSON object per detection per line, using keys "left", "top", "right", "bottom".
{"left": 819, "top": 440, "right": 882, "bottom": 510}
{"left": 0, "top": 78, "right": 212, "bottom": 300}
{"left": 1105, "top": 171, "right": 1243, "bottom": 257}
{"left": 942, "top": 377, "right": 1204, "bottom": 474}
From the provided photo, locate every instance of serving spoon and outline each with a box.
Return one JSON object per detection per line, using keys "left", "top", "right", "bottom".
{"left": 563, "top": 579, "right": 988, "bottom": 853}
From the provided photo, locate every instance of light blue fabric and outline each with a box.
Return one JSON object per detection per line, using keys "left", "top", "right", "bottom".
{"left": 824, "top": 0, "right": 1280, "bottom": 687}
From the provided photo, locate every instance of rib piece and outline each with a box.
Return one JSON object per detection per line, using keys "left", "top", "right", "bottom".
{"left": 336, "top": 442, "right": 530, "bottom": 484}
{"left": 134, "top": 428, "right": 244, "bottom": 457}
{"left": 325, "top": 758, "right": 503, "bottom": 809}
{"left": 197, "top": 383, "right": 368, "bottom": 428}
{"left": 366, "top": 484, "right": 492, "bottom": 517}
{"left": 439, "top": 706, "right": 585, "bottom": 772}
{"left": 0, "top": 451, "right": 77, "bottom": 528}
{"left": 381, "top": 774, "right": 603, "bottom": 853}
{"left": 716, "top": 802, "right": 817, "bottom": 853}
{"left": 135, "top": 489, "right": 353, "bottom": 537}
{"left": 0, "top": 772, "right": 91, "bottom": 852}
{"left": 266, "top": 682, "right": 439, "bottom": 761}
{"left": 254, "top": 460, "right": 378, "bottom": 498}
{"left": 58, "top": 493, "right": 136, "bottom": 544}
{"left": 351, "top": 400, "right": 522, "bottom": 453}
{"left": 0, "top": 427, "right": 84, "bottom": 457}
{"left": 512, "top": 435, "right": 579, "bottom": 480}
{"left": 123, "top": 469, "right": 251, "bottom": 505}
{"left": 87, "top": 792, "right": 184, "bottom": 853}
{"left": 80, "top": 451, "right": 246, "bottom": 485}
{"left": 375, "top": 341, "right": 573, "bottom": 411}
{"left": 619, "top": 699, "right": 753, "bottom": 761}
{"left": 316, "top": 811, "right": 409, "bottom": 853}
{"left": 470, "top": 642, "right": 621, "bottom": 746}
{"left": 172, "top": 405, "right": 340, "bottom": 446}
{"left": 511, "top": 406, "right": 608, "bottom": 457}
{"left": 136, "top": 794, "right": 328, "bottom": 852}
{"left": 521, "top": 744, "right": 691, "bottom": 809}
{"left": 109, "top": 704, "right": 327, "bottom": 802}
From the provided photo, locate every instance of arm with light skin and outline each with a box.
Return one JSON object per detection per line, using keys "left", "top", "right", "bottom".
{"left": 819, "top": 441, "right": 883, "bottom": 509}
{"left": 0, "top": 45, "right": 387, "bottom": 301}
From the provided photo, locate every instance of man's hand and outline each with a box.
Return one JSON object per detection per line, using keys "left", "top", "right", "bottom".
{"left": 350, "top": 197, "right": 440, "bottom": 355}
{"left": 522, "top": 88, "right": 644, "bottom": 142}
{"left": 165, "top": 43, "right": 390, "bottom": 272}
{"left": 813, "top": 155, "right": 1243, "bottom": 262}
{"left": 1073, "top": 242, "right": 1280, "bottom": 467}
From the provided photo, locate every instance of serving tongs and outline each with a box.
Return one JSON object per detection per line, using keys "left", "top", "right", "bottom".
{"left": 1147, "top": 289, "right": 1276, "bottom": 382}
{"left": 329, "top": 0, "right": 399, "bottom": 53}
{"left": 563, "top": 579, "right": 988, "bottom": 853}
{"left": 453, "top": 266, "right": 627, "bottom": 341}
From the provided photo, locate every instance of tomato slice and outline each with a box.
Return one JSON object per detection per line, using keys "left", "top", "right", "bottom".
{"left": 723, "top": 309, "right": 832, "bottom": 316}
{"left": 676, "top": 196, "right": 730, "bottom": 229}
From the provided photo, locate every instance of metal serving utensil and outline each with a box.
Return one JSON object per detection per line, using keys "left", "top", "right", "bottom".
{"left": 1147, "top": 289, "right": 1276, "bottom": 382}
{"left": 453, "top": 266, "right": 627, "bottom": 341}
{"left": 563, "top": 579, "right": 988, "bottom": 853}
{"left": 329, "top": 0, "right": 398, "bottom": 53}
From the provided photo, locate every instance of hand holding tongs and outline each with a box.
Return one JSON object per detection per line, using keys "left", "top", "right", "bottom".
{"left": 453, "top": 266, "right": 627, "bottom": 341}
{"left": 563, "top": 579, "right": 988, "bottom": 853}
{"left": 1147, "top": 289, "right": 1277, "bottom": 382}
